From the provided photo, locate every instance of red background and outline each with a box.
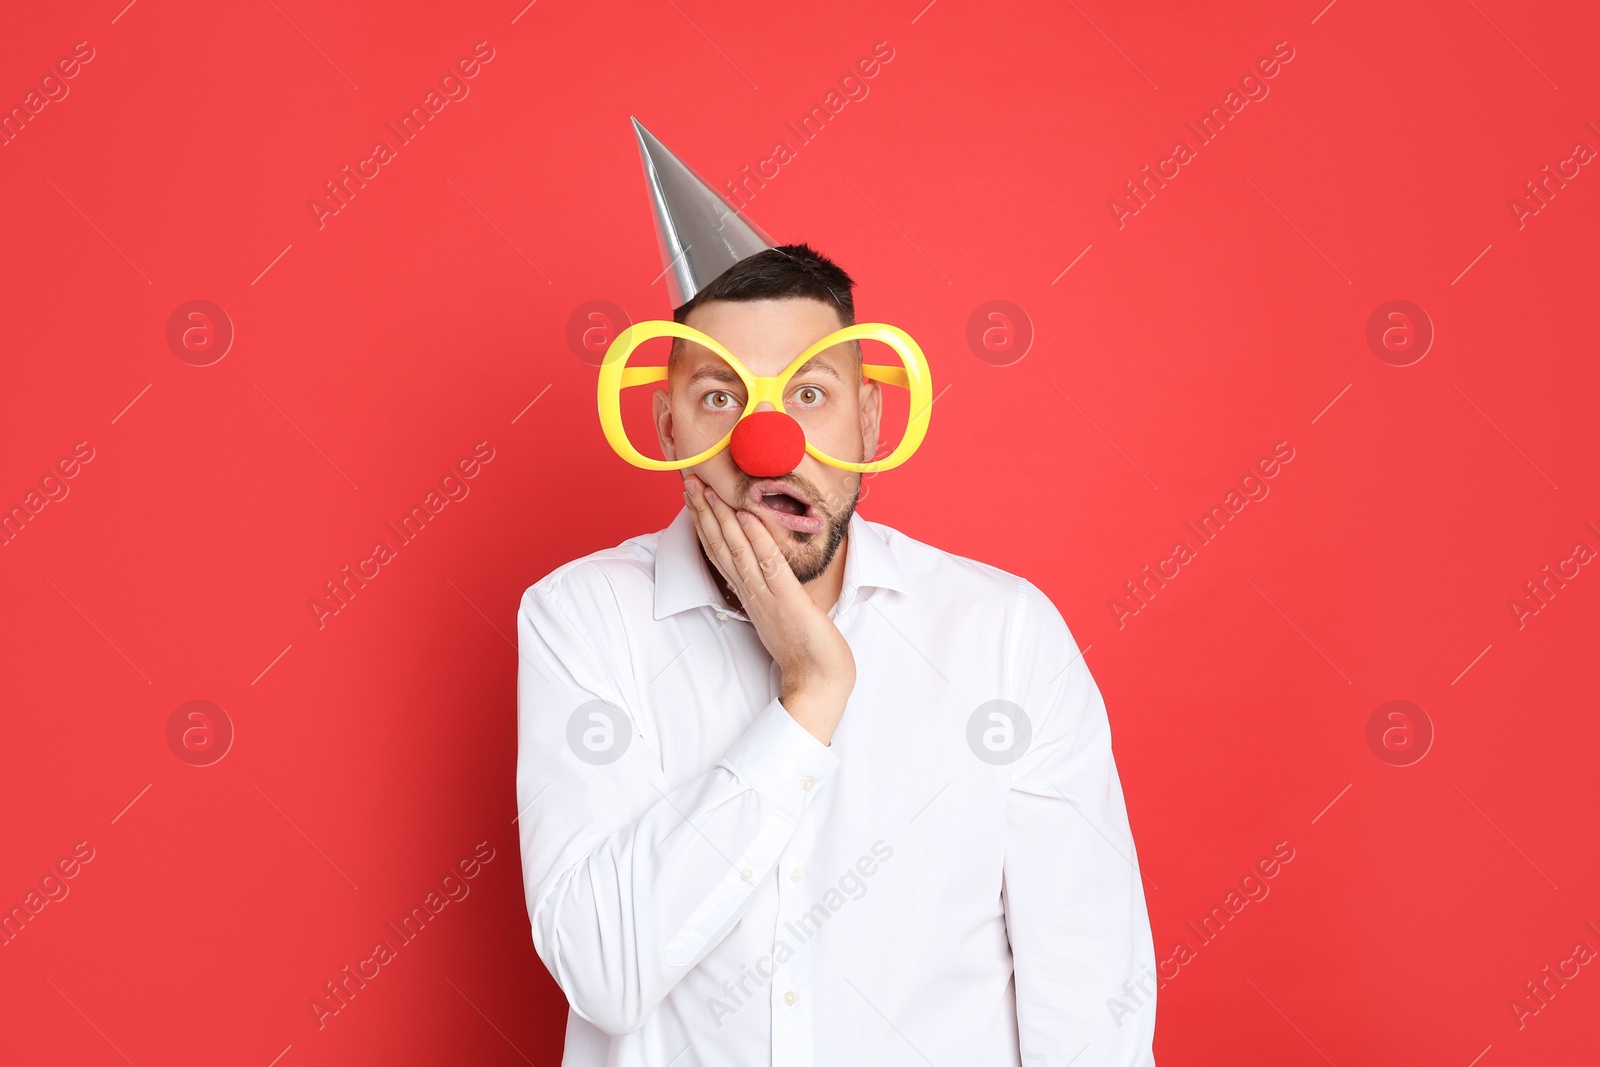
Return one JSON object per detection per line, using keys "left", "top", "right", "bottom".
{"left": 3, "top": 0, "right": 1597, "bottom": 1064}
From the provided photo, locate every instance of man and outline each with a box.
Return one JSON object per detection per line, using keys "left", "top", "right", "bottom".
{"left": 515, "top": 120, "right": 1158, "bottom": 1065}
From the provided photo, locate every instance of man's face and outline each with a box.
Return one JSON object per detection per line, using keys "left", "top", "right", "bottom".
{"left": 653, "top": 297, "right": 883, "bottom": 583}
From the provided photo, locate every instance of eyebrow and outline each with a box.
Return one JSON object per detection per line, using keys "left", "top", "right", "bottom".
{"left": 685, "top": 355, "right": 844, "bottom": 389}
{"left": 792, "top": 357, "right": 843, "bottom": 382}
{"left": 685, "top": 363, "right": 743, "bottom": 388}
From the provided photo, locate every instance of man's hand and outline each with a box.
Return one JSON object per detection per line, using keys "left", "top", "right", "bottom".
{"left": 684, "top": 474, "right": 856, "bottom": 745}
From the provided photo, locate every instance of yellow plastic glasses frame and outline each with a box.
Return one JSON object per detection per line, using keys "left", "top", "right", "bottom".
{"left": 596, "top": 320, "right": 933, "bottom": 473}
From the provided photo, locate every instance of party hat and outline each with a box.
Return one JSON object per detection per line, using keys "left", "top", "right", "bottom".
{"left": 632, "top": 117, "right": 775, "bottom": 309}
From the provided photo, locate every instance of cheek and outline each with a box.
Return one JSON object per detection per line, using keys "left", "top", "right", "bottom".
{"left": 798, "top": 457, "right": 859, "bottom": 515}
{"left": 690, "top": 455, "right": 743, "bottom": 497}
{"left": 678, "top": 405, "right": 739, "bottom": 451}
{"left": 799, "top": 403, "right": 866, "bottom": 454}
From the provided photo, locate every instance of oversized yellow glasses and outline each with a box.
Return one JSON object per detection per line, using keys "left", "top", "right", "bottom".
{"left": 596, "top": 320, "right": 933, "bottom": 474}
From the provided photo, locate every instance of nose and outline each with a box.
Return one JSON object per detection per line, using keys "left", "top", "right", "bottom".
{"left": 729, "top": 408, "right": 806, "bottom": 477}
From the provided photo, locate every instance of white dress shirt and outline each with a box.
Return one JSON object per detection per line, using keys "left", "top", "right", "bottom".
{"left": 516, "top": 504, "right": 1157, "bottom": 1066}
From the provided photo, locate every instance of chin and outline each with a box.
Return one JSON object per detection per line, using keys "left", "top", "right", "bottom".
{"left": 783, "top": 534, "right": 835, "bottom": 584}
{"left": 756, "top": 478, "right": 855, "bottom": 583}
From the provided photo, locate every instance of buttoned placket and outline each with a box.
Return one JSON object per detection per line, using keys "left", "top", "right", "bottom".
{"left": 764, "top": 612, "right": 846, "bottom": 1067}
{"left": 765, "top": 651, "right": 796, "bottom": 1065}
{"left": 717, "top": 580, "right": 866, "bottom": 1066}
{"left": 770, "top": 789, "right": 816, "bottom": 1067}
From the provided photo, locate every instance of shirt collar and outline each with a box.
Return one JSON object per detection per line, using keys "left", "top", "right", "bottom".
{"left": 653, "top": 505, "right": 908, "bottom": 621}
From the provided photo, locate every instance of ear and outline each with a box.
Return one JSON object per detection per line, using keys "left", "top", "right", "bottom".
{"left": 652, "top": 386, "right": 678, "bottom": 461}
{"left": 857, "top": 374, "right": 883, "bottom": 463}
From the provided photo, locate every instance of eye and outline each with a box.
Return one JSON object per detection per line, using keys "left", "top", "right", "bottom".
{"left": 702, "top": 390, "right": 740, "bottom": 411}
{"left": 793, "top": 385, "right": 825, "bottom": 406}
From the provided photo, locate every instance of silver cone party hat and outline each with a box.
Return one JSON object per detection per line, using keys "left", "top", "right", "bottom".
{"left": 633, "top": 116, "right": 775, "bottom": 309}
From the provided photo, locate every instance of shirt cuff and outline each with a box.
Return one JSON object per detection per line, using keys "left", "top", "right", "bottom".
{"left": 719, "top": 696, "right": 841, "bottom": 818}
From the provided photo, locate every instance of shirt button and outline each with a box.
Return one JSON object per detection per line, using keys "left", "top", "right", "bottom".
{"left": 783, "top": 990, "right": 798, "bottom": 1006}
{"left": 740, "top": 868, "right": 753, "bottom": 881}
{"left": 801, "top": 776, "right": 815, "bottom": 792}
{"left": 789, "top": 867, "right": 804, "bottom": 882}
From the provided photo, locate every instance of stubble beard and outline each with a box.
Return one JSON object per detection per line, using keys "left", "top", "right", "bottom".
{"left": 780, "top": 477, "right": 858, "bottom": 584}
{"left": 715, "top": 472, "right": 858, "bottom": 588}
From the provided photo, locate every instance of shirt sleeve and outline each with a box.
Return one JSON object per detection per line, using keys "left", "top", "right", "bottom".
{"left": 1002, "top": 579, "right": 1158, "bottom": 1066}
{"left": 515, "top": 569, "right": 840, "bottom": 1036}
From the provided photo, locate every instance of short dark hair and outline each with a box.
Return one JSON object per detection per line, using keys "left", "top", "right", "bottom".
{"left": 668, "top": 243, "right": 858, "bottom": 378}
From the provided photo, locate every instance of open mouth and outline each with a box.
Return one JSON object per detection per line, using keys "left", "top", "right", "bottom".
{"left": 749, "top": 480, "right": 825, "bottom": 535}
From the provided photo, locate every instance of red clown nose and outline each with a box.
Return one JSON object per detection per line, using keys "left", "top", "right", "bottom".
{"left": 728, "top": 410, "right": 807, "bottom": 477}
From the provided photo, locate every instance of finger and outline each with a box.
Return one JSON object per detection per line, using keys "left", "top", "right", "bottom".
{"left": 703, "top": 487, "right": 771, "bottom": 597}
{"left": 703, "top": 487, "right": 764, "bottom": 595}
{"left": 735, "top": 508, "right": 805, "bottom": 599}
